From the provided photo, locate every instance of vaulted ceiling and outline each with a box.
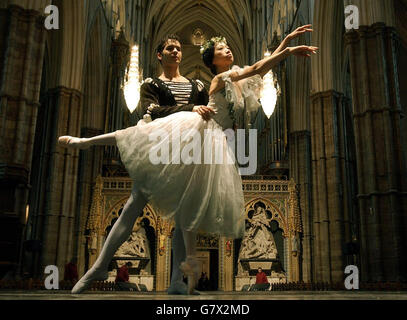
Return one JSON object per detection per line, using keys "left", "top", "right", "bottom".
{"left": 143, "top": 0, "right": 255, "bottom": 82}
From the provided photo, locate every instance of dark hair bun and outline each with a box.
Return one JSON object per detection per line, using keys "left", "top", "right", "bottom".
{"left": 202, "top": 42, "right": 217, "bottom": 75}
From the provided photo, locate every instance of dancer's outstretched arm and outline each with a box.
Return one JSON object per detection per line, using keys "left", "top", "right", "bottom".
{"left": 273, "top": 24, "right": 313, "bottom": 56}
{"left": 209, "top": 45, "right": 318, "bottom": 95}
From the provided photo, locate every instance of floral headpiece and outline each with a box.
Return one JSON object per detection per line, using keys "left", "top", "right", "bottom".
{"left": 200, "top": 36, "right": 227, "bottom": 55}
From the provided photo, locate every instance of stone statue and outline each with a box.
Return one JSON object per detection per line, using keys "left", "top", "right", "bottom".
{"left": 239, "top": 206, "right": 278, "bottom": 260}
{"left": 115, "top": 228, "right": 149, "bottom": 258}
{"left": 237, "top": 206, "right": 278, "bottom": 275}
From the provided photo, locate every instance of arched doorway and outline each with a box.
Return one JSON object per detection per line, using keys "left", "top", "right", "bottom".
{"left": 101, "top": 200, "right": 158, "bottom": 291}
{"left": 86, "top": 176, "right": 174, "bottom": 291}
{"left": 235, "top": 198, "right": 289, "bottom": 290}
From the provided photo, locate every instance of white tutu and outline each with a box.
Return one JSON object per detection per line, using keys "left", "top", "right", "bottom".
{"left": 115, "top": 66, "right": 263, "bottom": 239}
{"left": 116, "top": 111, "right": 245, "bottom": 239}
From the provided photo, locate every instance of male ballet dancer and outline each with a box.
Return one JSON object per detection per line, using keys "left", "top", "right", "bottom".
{"left": 67, "top": 34, "right": 213, "bottom": 294}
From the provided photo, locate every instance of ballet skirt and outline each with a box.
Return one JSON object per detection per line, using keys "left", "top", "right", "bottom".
{"left": 116, "top": 66, "right": 263, "bottom": 239}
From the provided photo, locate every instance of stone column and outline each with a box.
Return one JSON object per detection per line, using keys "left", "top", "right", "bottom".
{"left": 218, "top": 236, "right": 225, "bottom": 291}
{"left": 289, "top": 130, "right": 313, "bottom": 282}
{"left": 155, "top": 231, "right": 170, "bottom": 292}
{"left": 223, "top": 238, "right": 234, "bottom": 291}
{"left": 33, "top": 87, "right": 83, "bottom": 272}
{"left": 288, "top": 180, "right": 303, "bottom": 282}
{"left": 310, "top": 90, "right": 355, "bottom": 283}
{"left": 0, "top": 5, "right": 46, "bottom": 276}
{"left": 74, "top": 127, "right": 104, "bottom": 274}
{"left": 345, "top": 23, "right": 407, "bottom": 281}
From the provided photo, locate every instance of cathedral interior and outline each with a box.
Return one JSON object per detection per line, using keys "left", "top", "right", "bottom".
{"left": 0, "top": 0, "right": 406, "bottom": 293}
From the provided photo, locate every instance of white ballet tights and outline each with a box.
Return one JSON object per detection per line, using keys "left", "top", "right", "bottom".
{"left": 181, "top": 230, "right": 198, "bottom": 294}
{"left": 82, "top": 183, "right": 190, "bottom": 291}
{"left": 87, "top": 183, "right": 147, "bottom": 274}
{"left": 84, "top": 132, "right": 117, "bottom": 146}
{"left": 182, "top": 230, "right": 197, "bottom": 258}
{"left": 76, "top": 132, "right": 194, "bottom": 291}
{"left": 170, "top": 227, "right": 186, "bottom": 284}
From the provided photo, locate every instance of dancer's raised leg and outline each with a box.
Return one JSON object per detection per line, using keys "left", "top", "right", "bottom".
{"left": 72, "top": 184, "right": 147, "bottom": 294}
{"left": 180, "top": 230, "right": 199, "bottom": 295}
{"left": 58, "top": 132, "right": 117, "bottom": 150}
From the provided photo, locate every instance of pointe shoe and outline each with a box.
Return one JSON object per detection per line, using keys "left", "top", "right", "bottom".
{"left": 167, "top": 280, "right": 200, "bottom": 295}
{"left": 180, "top": 256, "right": 200, "bottom": 295}
{"left": 58, "top": 136, "right": 91, "bottom": 150}
{"left": 71, "top": 269, "right": 108, "bottom": 294}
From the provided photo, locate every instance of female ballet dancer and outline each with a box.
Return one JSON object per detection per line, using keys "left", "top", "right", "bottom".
{"left": 59, "top": 26, "right": 317, "bottom": 295}
{"left": 63, "top": 34, "right": 210, "bottom": 295}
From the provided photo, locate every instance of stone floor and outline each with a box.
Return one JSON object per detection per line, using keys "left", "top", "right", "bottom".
{"left": 0, "top": 290, "right": 406, "bottom": 300}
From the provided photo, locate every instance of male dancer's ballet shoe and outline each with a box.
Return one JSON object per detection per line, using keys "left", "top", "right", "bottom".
{"left": 167, "top": 280, "right": 200, "bottom": 295}
{"left": 58, "top": 136, "right": 91, "bottom": 150}
{"left": 180, "top": 256, "right": 200, "bottom": 295}
{"left": 71, "top": 269, "right": 108, "bottom": 294}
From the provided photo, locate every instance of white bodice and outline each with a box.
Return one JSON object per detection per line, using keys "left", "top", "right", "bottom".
{"left": 207, "top": 66, "right": 263, "bottom": 129}
{"left": 208, "top": 89, "right": 243, "bottom": 129}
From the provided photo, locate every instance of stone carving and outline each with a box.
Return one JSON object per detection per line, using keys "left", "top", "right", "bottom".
{"left": 197, "top": 233, "right": 219, "bottom": 249}
{"left": 225, "top": 240, "right": 232, "bottom": 257}
{"left": 239, "top": 206, "right": 278, "bottom": 260}
{"left": 192, "top": 28, "right": 205, "bottom": 46}
{"left": 237, "top": 205, "right": 279, "bottom": 275}
{"left": 291, "top": 232, "right": 299, "bottom": 257}
{"left": 115, "top": 228, "right": 149, "bottom": 258}
{"left": 159, "top": 234, "right": 166, "bottom": 256}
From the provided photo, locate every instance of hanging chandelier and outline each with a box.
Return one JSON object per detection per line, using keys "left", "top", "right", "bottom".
{"left": 260, "top": 51, "right": 280, "bottom": 119}
{"left": 124, "top": 44, "right": 141, "bottom": 113}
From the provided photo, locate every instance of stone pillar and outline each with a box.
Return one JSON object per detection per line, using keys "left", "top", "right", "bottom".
{"left": 0, "top": 5, "right": 46, "bottom": 276}
{"left": 310, "top": 90, "right": 355, "bottom": 283}
{"left": 345, "top": 23, "right": 407, "bottom": 281}
{"left": 74, "top": 127, "right": 104, "bottom": 274}
{"left": 218, "top": 236, "right": 226, "bottom": 291}
{"left": 289, "top": 130, "right": 313, "bottom": 282}
{"left": 222, "top": 238, "right": 234, "bottom": 291}
{"left": 155, "top": 231, "right": 170, "bottom": 292}
{"left": 36, "top": 87, "right": 83, "bottom": 272}
{"left": 288, "top": 180, "right": 303, "bottom": 283}
{"left": 286, "top": 235, "right": 295, "bottom": 282}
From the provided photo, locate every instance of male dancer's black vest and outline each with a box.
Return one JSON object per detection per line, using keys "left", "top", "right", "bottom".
{"left": 136, "top": 77, "right": 209, "bottom": 120}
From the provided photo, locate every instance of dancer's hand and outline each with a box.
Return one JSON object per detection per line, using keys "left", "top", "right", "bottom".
{"left": 193, "top": 105, "right": 216, "bottom": 121}
{"left": 287, "top": 24, "right": 313, "bottom": 41}
{"left": 147, "top": 103, "right": 160, "bottom": 116}
{"left": 289, "top": 45, "right": 318, "bottom": 57}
